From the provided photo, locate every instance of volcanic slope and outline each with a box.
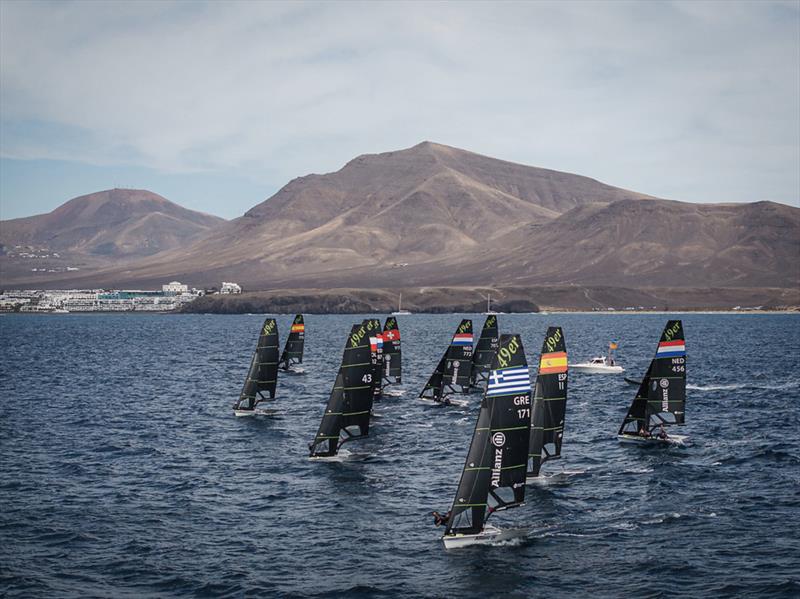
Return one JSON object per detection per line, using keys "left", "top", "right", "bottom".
{"left": 49, "top": 141, "right": 653, "bottom": 289}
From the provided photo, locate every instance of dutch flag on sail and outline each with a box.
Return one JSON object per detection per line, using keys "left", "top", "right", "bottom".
{"left": 487, "top": 366, "right": 531, "bottom": 397}
{"left": 656, "top": 340, "right": 685, "bottom": 358}
{"left": 452, "top": 333, "right": 473, "bottom": 346}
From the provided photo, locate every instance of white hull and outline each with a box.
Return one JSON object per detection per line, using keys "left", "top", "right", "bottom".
{"left": 418, "top": 396, "right": 469, "bottom": 407}
{"left": 526, "top": 469, "right": 586, "bottom": 484}
{"left": 442, "top": 526, "right": 528, "bottom": 549}
{"left": 391, "top": 311, "right": 412, "bottom": 315}
{"left": 617, "top": 433, "right": 687, "bottom": 446}
{"left": 233, "top": 407, "right": 280, "bottom": 417}
{"left": 569, "top": 364, "right": 624, "bottom": 374}
{"left": 382, "top": 388, "right": 405, "bottom": 397}
{"left": 308, "top": 449, "right": 370, "bottom": 462}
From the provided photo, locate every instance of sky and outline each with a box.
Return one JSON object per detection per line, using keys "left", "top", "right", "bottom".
{"left": 1, "top": 0, "right": 798, "bottom": 220}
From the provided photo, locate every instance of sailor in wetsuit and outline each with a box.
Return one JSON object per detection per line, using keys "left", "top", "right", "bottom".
{"left": 657, "top": 424, "right": 668, "bottom": 440}
{"left": 432, "top": 511, "right": 451, "bottom": 526}
{"left": 638, "top": 425, "right": 651, "bottom": 438}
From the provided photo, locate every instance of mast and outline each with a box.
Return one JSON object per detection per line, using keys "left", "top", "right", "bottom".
{"left": 528, "top": 327, "right": 568, "bottom": 478}
{"left": 382, "top": 316, "right": 402, "bottom": 386}
{"left": 233, "top": 317, "right": 280, "bottom": 411}
{"left": 278, "top": 314, "right": 305, "bottom": 370}
{"left": 471, "top": 315, "right": 499, "bottom": 386}
{"left": 619, "top": 320, "right": 686, "bottom": 435}
{"left": 363, "top": 318, "right": 384, "bottom": 402}
{"left": 443, "top": 334, "right": 532, "bottom": 537}
{"left": 309, "top": 323, "right": 376, "bottom": 457}
{"left": 419, "top": 319, "right": 474, "bottom": 402}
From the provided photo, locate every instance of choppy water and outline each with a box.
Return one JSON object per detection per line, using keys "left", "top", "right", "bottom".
{"left": 1, "top": 313, "right": 799, "bottom": 598}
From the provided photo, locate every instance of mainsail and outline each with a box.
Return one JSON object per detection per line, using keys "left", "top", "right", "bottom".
{"left": 443, "top": 334, "right": 533, "bottom": 537}
{"left": 278, "top": 314, "right": 305, "bottom": 370}
{"left": 619, "top": 320, "right": 687, "bottom": 436}
{"left": 382, "top": 316, "right": 402, "bottom": 386}
{"left": 363, "top": 318, "right": 384, "bottom": 402}
{"left": 528, "top": 327, "right": 568, "bottom": 478}
{"left": 420, "top": 319, "right": 474, "bottom": 403}
{"left": 309, "top": 323, "right": 376, "bottom": 457}
{"left": 471, "top": 315, "right": 499, "bottom": 385}
{"left": 233, "top": 317, "right": 280, "bottom": 412}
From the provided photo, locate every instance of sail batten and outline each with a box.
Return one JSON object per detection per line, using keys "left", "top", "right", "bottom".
{"left": 234, "top": 318, "right": 280, "bottom": 412}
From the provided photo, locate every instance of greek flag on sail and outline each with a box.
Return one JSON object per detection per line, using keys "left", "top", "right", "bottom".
{"left": 487, "top": 366, "right": 531, "bottom": 397}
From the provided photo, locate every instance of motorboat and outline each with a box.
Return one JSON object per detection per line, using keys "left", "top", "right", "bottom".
{"left": 569, "top": 355, "right": 624, "bottom": 374}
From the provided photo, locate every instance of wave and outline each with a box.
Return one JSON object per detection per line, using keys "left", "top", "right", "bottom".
{"left": 687, "top": 380, "right": 800, "bottom": 391}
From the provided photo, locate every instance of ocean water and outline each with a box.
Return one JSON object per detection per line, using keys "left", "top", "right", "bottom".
{"left": 1, "top": 312, "right": 799, "bottom": 598}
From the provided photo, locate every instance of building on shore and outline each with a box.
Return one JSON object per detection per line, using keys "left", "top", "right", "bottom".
{"left": 220, "top": 282, "right": 242, "bottom": 294}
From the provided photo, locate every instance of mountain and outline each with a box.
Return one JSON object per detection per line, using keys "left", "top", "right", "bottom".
{"left": 0, "top": 189, "right": 225, "bottom": 283}
{"left": 1, "top": 142, "right": 797, "bottom": 303}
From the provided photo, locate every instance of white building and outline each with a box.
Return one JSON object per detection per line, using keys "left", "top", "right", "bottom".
{"left": 220, "top": 281, "right": 242, "bottom": 294}
{"left": 162, "top": 281, "right": 189, "bottom": 294}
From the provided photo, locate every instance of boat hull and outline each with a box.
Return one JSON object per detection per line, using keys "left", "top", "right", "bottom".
{"left": 617, "top": 433, "right": 687, "bottom": 446}
{"left": 418, "top": 396, "right": 469, "bottom": 408}
{"left": 233, "top": 407, "right": 279, "bottom": 417}
{"left": 442, "top": 526, "right": 528, "bottom": 549}
{"left": 308, "top": 450, "right": 370, "bottom": 462}
{"left": 569, "top": 364, "right": 624, "bottom": 374}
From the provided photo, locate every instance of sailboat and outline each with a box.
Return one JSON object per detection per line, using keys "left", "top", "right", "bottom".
{"left": 278, "top": 314, "right": 305, "bottom": 372}
{"left": 233, "top": 317, "right": 280, "bottom": 417}
{"left": 391, "top": 293, "right": 411, "bottom": 315}
{"left": 381, "top": 316, "right": 402, "bottom": 392}
{"left": 527, "top": 327, "right": 568, "bottom": 480}
{"left": 471, "top": 314, "right": 499, "bottom": 386}
{"left": 419, "top": 319, "right": 474, "bottom": 406}
{"left": 483, "top": 293, "right": 501, "bottom": 315}
{"left": 309, "top": 323, "right": 376, "bottom": 460}
{"left": 363, "top": 318, "right": 384, "bottom": 403}
{"left": 618, "top": 320, "right": 687, "bottom": 445}
{"left": 434, "top": 334, "right": 533, "bottom": 549}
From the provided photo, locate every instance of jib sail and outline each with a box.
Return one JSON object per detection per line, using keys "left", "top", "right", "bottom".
{"left": 528, "top": 327, "right": 568, "bottom": 478}
{"left": 444, "top": 334, "right": 533, "bottom": 537}
{"left": 420, "top": 319, "right": 474, "bottom": 402}
{"left": 309, "top": 323, "right": 376, "bottom": 457}
{"left": 234, "top": 318, "right": 279, "bottom": 411}
{"left": 619, "top": 320, "right": 686, "bottom": 435}
{"left": 279, "top": 314, "right": 305, "bottom": 370}
{"left": 472, "top": 315, "right": 499, "bottom": 385}
{"left": 363, "top": 318, "right": 384, "bottom": 402}
{"left": 382, "top": 316, "right": 402, "bottom": 385}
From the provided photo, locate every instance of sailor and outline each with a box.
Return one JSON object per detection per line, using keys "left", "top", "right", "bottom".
{"left": 657, "top": 425, "right": 668, "bottom": 440}
{"left": 638, "top": 425, "right": 650, "bottom": 438}
{"left": 432, "top": 510, "right": 451, "bottom": 526}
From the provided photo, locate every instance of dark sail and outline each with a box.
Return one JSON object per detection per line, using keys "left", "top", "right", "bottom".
{"left": 528, "top": 327, "right": 568, "bottom": 477}
{"left": 420, "top": 319, "right": 474, "bottom": 402}
{"left": 471, "top": 315, "right": 499, "bottom": 385}
{"left": 444, "top": 334, "right": 532, "bottom": 537}
{"left": 233, "top": 318, "right": 280, "bottom": 411}
{"left": 382, "top": 316, "right": 402, "bottom": 385}
{"left": 278, "top": 314, "right": 305, "bottom": 370}
{"left": 363, "top": 318, "right": 384, "bottom": 402}
{"left": 619, "top": 320, "right": 686, "bottom": 435}
{"left": 309, "top": 323, "right": 376, "bottom": 457}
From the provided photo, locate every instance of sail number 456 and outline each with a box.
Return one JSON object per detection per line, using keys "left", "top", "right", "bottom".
{"left": 671, "top": 357, "right": 685, "bottom": 373}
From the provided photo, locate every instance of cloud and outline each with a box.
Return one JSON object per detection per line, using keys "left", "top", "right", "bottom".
{"left": 1, "top": 0, "right": 798, "bottom": 208}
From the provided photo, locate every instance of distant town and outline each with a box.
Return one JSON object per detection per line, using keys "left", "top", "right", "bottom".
{"left": 0, "top": 281, "right": 242, "bottom": 313}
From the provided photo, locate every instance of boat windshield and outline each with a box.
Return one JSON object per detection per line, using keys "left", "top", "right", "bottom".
{"left": 590, "top": 357, "right": 606, "bottom": 365}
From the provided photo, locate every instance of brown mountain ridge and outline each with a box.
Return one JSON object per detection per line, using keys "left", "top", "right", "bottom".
{"left": 1, "top": 142, "right": 797, "bottom": 300}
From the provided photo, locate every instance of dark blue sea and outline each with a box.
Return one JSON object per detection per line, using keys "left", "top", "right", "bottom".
{"left": 1, "top": 313, "right": 799, "bottom": 598}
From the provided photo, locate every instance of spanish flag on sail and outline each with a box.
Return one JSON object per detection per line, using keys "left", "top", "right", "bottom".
{"left": 539, "top": 351, "right": 567, "bottom": 374}
{"left": 291, "top": 323, "right": 305, "bottom": 333}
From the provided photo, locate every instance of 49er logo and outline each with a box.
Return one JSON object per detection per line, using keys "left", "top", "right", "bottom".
{"left": 497, "top": 336, "right": 521, "bottom": 368}
{"left": 350, "top": 326, "right": 367, "bottom": 348}
{"left": 458, "top": 321, "right": 471, "bottom": 334}
{"left": 262, "top": 320, "right": 276, "bottom": 335}
{"left": 663, "top": 321, "right": 681, "bottom": 342}
{"left": 544, "top": 328, "right": 562, "bottom": 353}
